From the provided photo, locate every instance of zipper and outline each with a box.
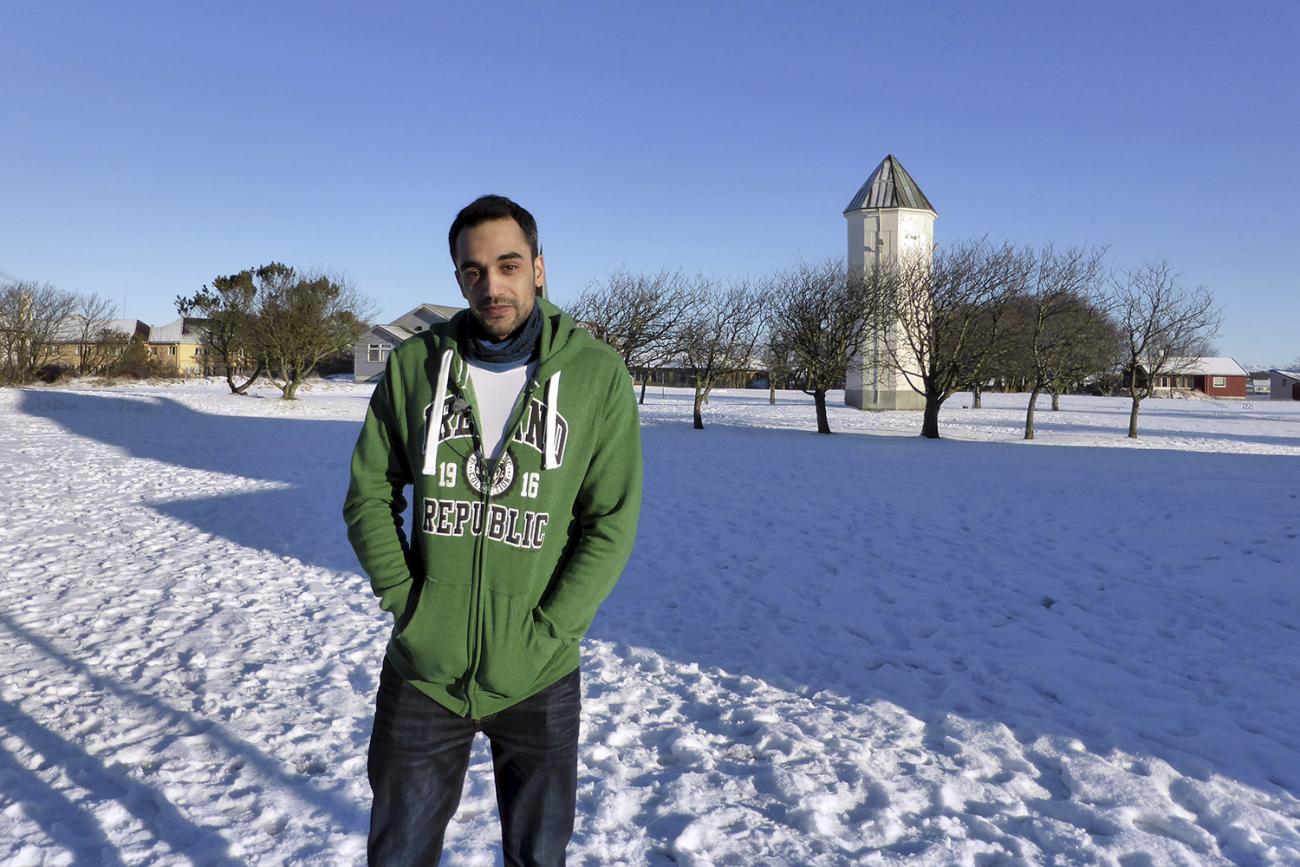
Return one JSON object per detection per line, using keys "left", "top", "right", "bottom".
{"left": 464, "top": 371, "right": 543, "bottom": 719}
{"left": 466, "top": 494, "right": 486, "bottom": 719}
{"left": 457, "top": 358, "right": 488, "bottom": 720}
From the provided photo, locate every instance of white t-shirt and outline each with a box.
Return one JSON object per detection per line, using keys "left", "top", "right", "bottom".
{"left": 466, "top": 357, "right": 538, "bottom": 460}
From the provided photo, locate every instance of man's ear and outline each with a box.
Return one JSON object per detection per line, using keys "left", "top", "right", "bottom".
{"left": 533, "top": 254, "right": 546, "bottom": 292}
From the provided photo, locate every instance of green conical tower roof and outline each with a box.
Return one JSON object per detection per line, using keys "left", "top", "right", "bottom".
{"left": 843, "top": 155, "right": 936, "bottom": 214}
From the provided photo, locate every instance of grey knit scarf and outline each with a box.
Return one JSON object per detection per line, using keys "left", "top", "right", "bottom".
{"left": 463, "top": 302, "right": 542, "bottom": 364}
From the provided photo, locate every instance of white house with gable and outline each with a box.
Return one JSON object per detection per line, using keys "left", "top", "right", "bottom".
{"left": 354, "top": 303, "right": 462, "bottom": 382}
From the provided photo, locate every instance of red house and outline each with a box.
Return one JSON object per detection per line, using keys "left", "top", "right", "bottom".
{"left": 1148, "top": 357, "right": 1249, "bottom": 399}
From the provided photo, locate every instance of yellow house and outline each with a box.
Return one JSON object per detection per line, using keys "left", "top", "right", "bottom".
{"left": 148, "top": 317, "right": 209, "bottom": 376}
{"left": 49, "top": 317, "right": 150, "bottom": 372}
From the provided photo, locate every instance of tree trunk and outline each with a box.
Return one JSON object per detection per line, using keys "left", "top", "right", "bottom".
{"left": 1051, "top": 390, "right": 1060, "bottom": 411}
{"left": 284, "top": 374, "right": 302, "bottom": 400}
{"left": 814, "top": 389, "right": 831, "bottom": 434}
{"left": 769, "top": 380, "right": 776, "bottom": 406}
{"left": 638, "top": 373, "right": 648, "bottom": 406}
{"left": 1128, "top": 397, "right": 1141, "bottom": 438}
{"left": 1024, "top": 387, "right": 1040, "bottom": 440}
{"left": 921, "top": 396, "right": 942, "bottom": 439}
{"left": 972, "top": 381, "right": 983, "bottom": 409}
{"left": 227, "top": 361, "right": 263, "bottom": 395}
{"left": 693, "top": 387, "right": 705, "bottom": 430}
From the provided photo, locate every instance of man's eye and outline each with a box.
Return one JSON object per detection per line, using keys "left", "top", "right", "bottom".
{"left": 501, "top": 263, "right": 517, "bottom": 273}
{"left": 463, "top": 269, "right": 480, "bottom": 280}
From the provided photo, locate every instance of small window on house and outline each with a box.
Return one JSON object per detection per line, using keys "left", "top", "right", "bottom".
{"left": 368, "top": 344, "right": 382, "bottom": 363}
{"left": 1213, "top": 376, "right": 1226, "bottom": 388}
{"left": 169, "top": 346, "right": 176, "bottom": 356}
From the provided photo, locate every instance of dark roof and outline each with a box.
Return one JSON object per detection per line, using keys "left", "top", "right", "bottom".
{"left": 844, "top": 155, "right": 936, "bottom": 214}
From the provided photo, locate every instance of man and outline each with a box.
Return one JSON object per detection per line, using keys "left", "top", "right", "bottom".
{"left": 343, "top": 194, "right": 643, "bottom": 865}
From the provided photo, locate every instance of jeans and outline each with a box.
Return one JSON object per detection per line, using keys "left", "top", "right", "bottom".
{"left": 367, "top": 656, "right": 581, "bottom": 866}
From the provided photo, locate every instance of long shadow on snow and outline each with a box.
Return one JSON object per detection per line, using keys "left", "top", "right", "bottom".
{"left": 1037, "top": 402, "right": 1300, "bottom": 427}
{"left": 0, "top": 695, "right": 222, "bottom": 864}
{"left": 594, "top": 418, "right": 1300, "bottom": 804}
{"left": 19, "top": 391, "right": 1300, "bottom": 808}
{"left": 0, "top": 612, "right": 365, "bottom": 837}
{"left": 16, "top": 389, "right": 367, "bottom": 575}
{"left": 0, "top": 719, "right": 130, "bottom": 867}
{"left": 1009, "top": 418, "right": 1300, "bottom": 448}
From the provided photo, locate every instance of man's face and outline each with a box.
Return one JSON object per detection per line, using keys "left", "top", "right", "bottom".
{"left": 454, "top": 218, "right": 543, "bottom": 340}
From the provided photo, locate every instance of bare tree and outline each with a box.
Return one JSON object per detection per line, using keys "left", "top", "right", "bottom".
{"left": 768, "top": 259, "right": 866, "bottom": 434}
{"left": 70, "top": 292, "right": 120, "bottom": 374}
{"left": 761, "top": 330, "right": 798, "bottom": 406}
{"left": 961, "top": 283, "right": 1026, "bottom": 410}
{"left": 570, "top": 269, "right": 693, "bottom": 404}
{"left": 252, "top": 265, "right": 374, "bottom": 400}
{"left": 0, "top": 278, "right": 78, "bottom": 384}
{"left": 678, "top": 277, "right": 766, "bottom": 430}
{"left": 1112, "top": 260, "right": 1221, "bottom": 438}
{"left": 1016, "top": 245, "right": 1108, "bottom": 439}
{"left": 864, "top": 239, "right": 1025, "bottom": 439}
{"left": 1044, "top": 303, "right": 1122, "bottom": 411}
{"left": 176, "top": 268, "right": 265, "bottom": 394}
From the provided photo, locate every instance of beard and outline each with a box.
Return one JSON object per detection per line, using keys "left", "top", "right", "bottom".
{"left": 472, "top": 293, "right": 536, "bottom": 340}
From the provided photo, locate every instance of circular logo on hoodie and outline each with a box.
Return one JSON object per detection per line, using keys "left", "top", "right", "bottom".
{"left": 465, "top": 450, "right": 515, "bottom": 497}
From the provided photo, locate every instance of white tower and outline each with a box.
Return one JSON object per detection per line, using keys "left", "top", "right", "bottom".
{"left": 844, "top": 155, "right": 936, "bottom": 411}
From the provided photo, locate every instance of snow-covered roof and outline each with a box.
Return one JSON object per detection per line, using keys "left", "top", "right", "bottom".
{"left": 390, "top": 303, "right": 461, "bottom": 332}
{"left": 53, "top": 316, "right": 148, "bottom": 341}
{"left": 1271, "top": 369, "right": 1300, "bottom": 383}
{"left": 366, "top": 324, "right": 413, "bottom": 344}
{"left": 149, "top": 317, "right": 206, "bottom": 344}
{"left": 106, "top": 319, "right": 147, "bottom": 337}
{"left": 1160, "top": 357, "right": 1248, "bottom": 377}
{"left": 1141, "top": 356, "right": 1249, "bottom": 377}
{"left": 416, "top": 303, "right": 461, "bottom": 319}
{"left": 844, "top": 154, "right": 936, "bottom": 215}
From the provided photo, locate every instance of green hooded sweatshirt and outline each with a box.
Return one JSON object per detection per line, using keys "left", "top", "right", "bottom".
{"left": 343, "top": 298, "right": 643, "bottom": 718}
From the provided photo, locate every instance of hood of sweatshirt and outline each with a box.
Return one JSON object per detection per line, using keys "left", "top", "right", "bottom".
{"left": 421, "top": 297, "right": 590, "bottom": 477}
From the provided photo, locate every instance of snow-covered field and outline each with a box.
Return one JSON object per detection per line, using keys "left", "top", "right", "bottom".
{"left": 2, "top": 379, "right": 1298, "bottom": 866}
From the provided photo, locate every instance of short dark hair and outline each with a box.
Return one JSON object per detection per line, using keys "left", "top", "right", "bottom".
{"left": 448, "top": 194, "right": 539, "bottom": 265}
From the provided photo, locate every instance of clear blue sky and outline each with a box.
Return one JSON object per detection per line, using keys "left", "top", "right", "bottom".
{"left": 2, "top": 1, "right": 1297, "bottom": 366}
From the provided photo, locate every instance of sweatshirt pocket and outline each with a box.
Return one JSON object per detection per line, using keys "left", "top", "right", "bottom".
{"left": 394, "top": 580, "right": 471, "bottom": 685}
{"left": 476, "top": 591, "right": 564, "bottom": 698}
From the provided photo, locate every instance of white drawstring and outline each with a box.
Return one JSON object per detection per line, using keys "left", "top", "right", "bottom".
{"left": 543, "top": 371, "right": 560, "bottom": 469}
{"left": 422, "top": 348, "right": 454, "bottom": 479}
